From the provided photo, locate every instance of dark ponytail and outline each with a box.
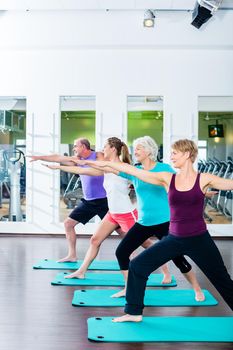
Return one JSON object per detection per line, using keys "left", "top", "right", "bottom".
{"left": 107, "top": 137, "right": 131, "bottom": 164}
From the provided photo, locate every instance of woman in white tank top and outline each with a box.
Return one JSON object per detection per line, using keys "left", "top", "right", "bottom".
{"left": 44, "top": 137, "right": 170, "bottom": 281}
{"left": 103, "top": 172, "right": 134, "bottom": 213}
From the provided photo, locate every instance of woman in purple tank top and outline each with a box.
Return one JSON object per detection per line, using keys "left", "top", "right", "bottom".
{"left": 94, "top": 139, "right": 233, "bottom": 322}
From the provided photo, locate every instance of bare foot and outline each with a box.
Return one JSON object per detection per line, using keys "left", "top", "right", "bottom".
{"left": 64, "top": 271, "right": 85, "bottom": 279}
{"left": 162, "top": 274, "right": 172, "bottom": 284}
{"left": 195, "top": 290, "right": 205, "bottom": 302}
{"left": 112, "top": 314, "right": 142, "bottom": 323}
{"left": 111, "top": 289, "right": 126, "bottom": 298}
{"left": 57, "top": 256, "right": 77, "bottom": 263}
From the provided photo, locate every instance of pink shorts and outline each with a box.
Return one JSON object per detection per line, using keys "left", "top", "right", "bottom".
{"left": 104, "top": 209, "right": 138, "bottom": 232}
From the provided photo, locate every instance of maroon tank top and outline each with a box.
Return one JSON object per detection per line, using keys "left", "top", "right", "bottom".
{"left": 168, "top": 173, "right": 206, "bottom": 237}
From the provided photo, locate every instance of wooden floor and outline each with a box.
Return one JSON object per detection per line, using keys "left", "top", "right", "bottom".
{"left": 0, "top": 235, "right": 232, "bottom": 350}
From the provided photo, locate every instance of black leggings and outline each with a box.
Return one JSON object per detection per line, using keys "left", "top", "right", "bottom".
{"left": 125, "top": 232, "right": 233, "bottom": 315}
{"left": 116, "top": 222, "right": 191, "bottom": 273}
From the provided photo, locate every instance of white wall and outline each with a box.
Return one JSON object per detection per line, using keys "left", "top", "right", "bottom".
{"left": 0, "top": 10, "right": 232, "bottom": 235}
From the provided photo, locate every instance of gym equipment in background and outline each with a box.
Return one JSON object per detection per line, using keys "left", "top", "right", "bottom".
{"left": 0, "top": 148, "right": 26, "bottom": 221}
{"left": 63, "top": 174, "right": 83, "bottom": 209}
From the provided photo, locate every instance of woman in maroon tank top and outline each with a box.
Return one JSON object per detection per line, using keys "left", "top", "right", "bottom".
{"left": 94, "top": 139, "right": 233, "bottom": 322}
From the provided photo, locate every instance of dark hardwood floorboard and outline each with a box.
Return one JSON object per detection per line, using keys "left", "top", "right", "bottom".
{"left": 0, "top": 235, "right": 232, "bottom": 350}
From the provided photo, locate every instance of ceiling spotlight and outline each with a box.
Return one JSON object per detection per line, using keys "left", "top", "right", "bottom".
{"left": 143, "top": 10, "right": 155, "bottom": 28}
{"left": 191, "top": 0, "right": 223, "bottom": 29}
{"left": 204, "top": 112, "right": 210, "bottom": 121}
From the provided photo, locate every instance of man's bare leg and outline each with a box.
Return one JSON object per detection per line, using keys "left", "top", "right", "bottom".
{"left": 57, "top": 217, "right": 78, "bottom": 262}
{"left": 65, "top": 218, "right": 119, "bottom": 278}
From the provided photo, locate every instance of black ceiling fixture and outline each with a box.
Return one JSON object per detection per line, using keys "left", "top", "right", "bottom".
{"left": 191, "top": 0, "right": 223, "bottom": 29}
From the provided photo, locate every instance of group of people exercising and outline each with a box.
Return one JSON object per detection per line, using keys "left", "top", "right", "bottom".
{"left": 29, "top": 135, "right": 233, "bottom": 322}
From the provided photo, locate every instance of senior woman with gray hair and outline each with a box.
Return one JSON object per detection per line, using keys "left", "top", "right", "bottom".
{"left": 84, "top": 136, "right": 204, "bottom": 301}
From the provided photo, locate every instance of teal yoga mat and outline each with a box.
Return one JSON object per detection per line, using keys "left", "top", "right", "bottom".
{"left": 87, "top": 316, "right": 233, "bottom": 342}
{"left": 72, "top": 289, "right": 218, "bottom": 307}
{"left": 33, "top": 259, "right": 119, "bottom": 270}
{"left": 51, "top": 272, "right": 177, "bottom": 287}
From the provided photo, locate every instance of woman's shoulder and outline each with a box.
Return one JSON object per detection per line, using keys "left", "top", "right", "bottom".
{"left": 154, "top": 162, "right": 175, "bottom": 173}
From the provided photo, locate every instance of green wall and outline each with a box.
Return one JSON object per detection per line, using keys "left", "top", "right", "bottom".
{"left": 60, "top": 110, "right": 164, "bottom": 146}
{"left": 127, "top": 111, "right": 163, "bottom": 145}
{"left": 61, "top": 111, "right": 95, "bottom": 145}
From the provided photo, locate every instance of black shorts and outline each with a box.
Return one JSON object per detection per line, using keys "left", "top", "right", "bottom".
{"left": 69, "top": 197, "right": 108, "bottom": 224}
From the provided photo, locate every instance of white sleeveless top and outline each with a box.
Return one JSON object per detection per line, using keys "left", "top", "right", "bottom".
{"left": 103, "top": 173, "right": 136, "bottom": 214}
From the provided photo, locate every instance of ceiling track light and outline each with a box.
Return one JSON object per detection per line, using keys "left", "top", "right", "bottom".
{"left": 143, "top": 9, "right": 155, "bottom": 28}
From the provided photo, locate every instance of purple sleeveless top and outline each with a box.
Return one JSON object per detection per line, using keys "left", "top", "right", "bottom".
{"left": 168, "top": 173, "right": 206, "bottom": 237}
{"left": 79, "top": 151, "right": 106, "bottom": 200}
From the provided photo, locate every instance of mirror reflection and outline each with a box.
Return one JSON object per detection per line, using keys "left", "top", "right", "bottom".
{"left": 0, "top": 97, "right": 26, "bottom": 222}
{"left": 127, "top": 96, "right": 164, "bottom": 162}
{"left": 60, "top": 96, "right": 96, "bottom": 222}
{"left": 198, "top": 96, "right": 233, "bottom": 225}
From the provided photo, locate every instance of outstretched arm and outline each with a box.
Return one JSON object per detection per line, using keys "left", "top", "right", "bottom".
{"left": 202, "top": 173, "right": 233, "bottom": 191}
{"left": 42, "top": 163, "right": 103, "bottom": 176}
{"left": 28, "top": 154, "right": 77, "bottom": 166}
{"left": 88, "top": 160, "right": 171, "bottom": 187}
{"left": 76, "top": 159, "right": 119, "bottom": 175}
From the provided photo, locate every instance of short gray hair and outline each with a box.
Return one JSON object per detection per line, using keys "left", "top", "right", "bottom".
{"left": 133, "top": 136, "right": 158, "bottom": 161}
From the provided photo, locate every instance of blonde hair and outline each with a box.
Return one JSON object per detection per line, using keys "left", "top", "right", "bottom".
{"left": 133, "top": 136, "right": 158, "bottom": 161}
{"left": 172, "top": 139, "right": 198, "bottom": 163}
{"left": 107, "top": 137, "right": 131, "bottom": 164}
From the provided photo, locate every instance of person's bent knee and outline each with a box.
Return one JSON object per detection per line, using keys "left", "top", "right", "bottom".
{"left": 90, "top": 235, "right": 102, "bottom": 247}
{"left": 129, "top": 256, "right": 151, "bottom": 279}
{"left": 142, "top": 238, "right": 153, "bottom": 249}
{"left": 115, "top": 244, "right": 125, "bottom": 261}
{"left": 64, "top": 217, "right": 77, "bottom": 231}
{"left": 129, "top": 259, "right": 146, "bottom": 279}
{"left": 116, "top": 245, "right": 130, "bottom": 270}
{"left": 181, "top": 263, "right": 192, "bottom": 274}
{"left": 129, "top": 258, "right": 141, "bottom": 274}
{"left": 173, "top": 257, "right": 192, "bottom": 274}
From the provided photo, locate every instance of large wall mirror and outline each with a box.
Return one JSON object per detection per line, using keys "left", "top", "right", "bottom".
{"left": 198, "top": 96, "right": 233, "bottom": 226}
{"left": 59, "top": 96, "right": 96, "bottom": 222}
{"left": 0, "top": 97, "right": 26, "bottom": 222}
{"left": 127, "top": 95, "right": 164, "bottom": 204}
{"left": 127, "top": 96, "right": 164, "bottom": 162}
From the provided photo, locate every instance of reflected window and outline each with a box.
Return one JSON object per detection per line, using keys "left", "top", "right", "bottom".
{"left": 127, "top": 96, "right": 164, "bottom": 162}
{"left": 198, "top": 96, "right": 233, "bottom": 225}
{"left": 59, "top": 96, "right": 96, "bottom": 222}
{"left": 127, "top": 95, "right": 164, "bottom": 203}
{"left": 198, "top": 140, "right": 207, "bottom": 161}
{"left": 0, "top": 97, "right": 26, "bottom": 222}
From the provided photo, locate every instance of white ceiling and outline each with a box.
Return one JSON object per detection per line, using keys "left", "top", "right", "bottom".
{"left": 0, "top": 0, "right": 233, "bottom": 11}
